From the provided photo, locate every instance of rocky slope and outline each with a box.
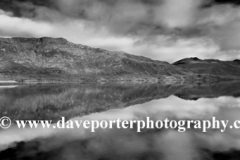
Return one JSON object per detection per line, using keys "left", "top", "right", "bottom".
{"left": 0, "top": 37, "right": 187, "bottom": 83}
{"left": 1, "top": 37, "right": 240, "bottom": 83}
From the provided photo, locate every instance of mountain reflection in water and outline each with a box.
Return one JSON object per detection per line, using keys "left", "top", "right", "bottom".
{"left": 1, "top": 82, "right": 240, "bottom": 160}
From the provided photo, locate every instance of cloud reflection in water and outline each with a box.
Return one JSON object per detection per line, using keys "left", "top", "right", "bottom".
{"left": 1, "top": 95, "right": 240, "bottom": 159}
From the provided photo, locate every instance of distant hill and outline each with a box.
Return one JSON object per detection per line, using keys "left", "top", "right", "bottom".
{"left": 0, "top": 37, "right": 186, "bottom": 82}
{"left": 173, "top": 57, "right": 240, "bottom": 78}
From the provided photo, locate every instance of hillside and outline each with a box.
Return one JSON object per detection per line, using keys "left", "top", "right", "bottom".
{"left": 173, "top": 57, "right": 240, "bottom": 78}
{"left": 1, "top": 37, "right": 240, "bottom": 83}
{"left": 0, "top": 37, "right": 186, "bottom": 82}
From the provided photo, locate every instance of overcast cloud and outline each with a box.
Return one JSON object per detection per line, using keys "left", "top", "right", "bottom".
{"left": 0, "top": 0, "right": 240, "bottom": 62}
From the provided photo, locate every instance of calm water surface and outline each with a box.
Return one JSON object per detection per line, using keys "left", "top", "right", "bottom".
{"left": 0, "top": 82, "right": 240, "bottom": 160}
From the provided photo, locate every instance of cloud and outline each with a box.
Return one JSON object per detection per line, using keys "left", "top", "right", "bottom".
{"left": 0, "top": 7, "right": 220, "bottom": 63}
{"left": 0, "top": 9, "right": 53, "bottom": 37}
{"left": 0, "top": 7, "right": 221, "bottom": 62}
{"left": 1, "top": 1, "right": 240, "bottom": 62}
{"left": 53, "top": 0, "right": 205, "bottom": 34}
{"left": 133, "top": 35, "right": 220, "bottom": 62}
{"left": 196, "top": 4, "right": 240, "bottom": 50}
{"left": 154, "top": 0, "right": 203, "bottom": 28}
{"left": 0, "top": 9, "right": 13, "bottom": 16}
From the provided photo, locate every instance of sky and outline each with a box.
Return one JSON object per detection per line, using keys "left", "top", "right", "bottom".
{"left": 0, "top": 0, "right": 240, "bottom": 62}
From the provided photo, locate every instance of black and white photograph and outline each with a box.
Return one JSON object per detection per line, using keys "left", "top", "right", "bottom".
{"left": 1, "top": 0, "right": 240, "bottom": 160}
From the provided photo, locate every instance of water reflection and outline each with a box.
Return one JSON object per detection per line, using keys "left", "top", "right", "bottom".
{"left": 1, "top": 82, "right": 240, "bottom": 160}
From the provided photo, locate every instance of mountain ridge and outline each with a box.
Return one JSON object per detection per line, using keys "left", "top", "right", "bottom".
{"left": 0, "top": 37, "right": 239, "bottom": 83}
{"left": 0, "top": 37, "right": 188, "bottom": 83}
